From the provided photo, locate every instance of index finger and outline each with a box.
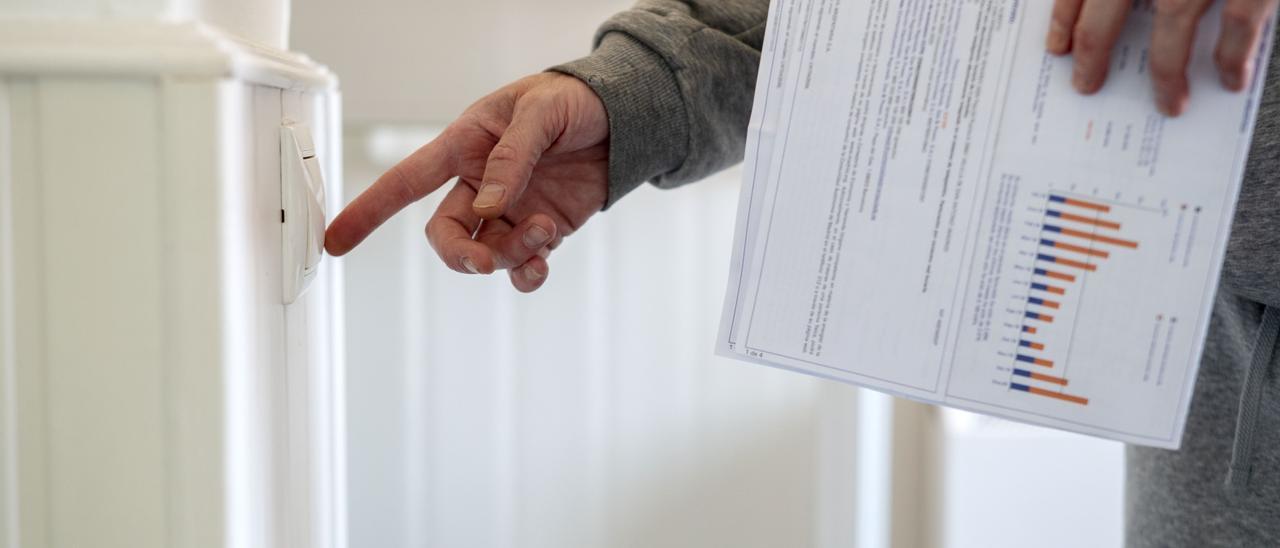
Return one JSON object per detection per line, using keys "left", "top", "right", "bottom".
{"left": 325, "top": 136, "right": 457, "bottom": 256}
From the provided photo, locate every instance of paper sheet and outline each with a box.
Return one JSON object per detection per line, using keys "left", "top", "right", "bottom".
{"left": 718, "top": 0, "right": 1273, "bottom": 448}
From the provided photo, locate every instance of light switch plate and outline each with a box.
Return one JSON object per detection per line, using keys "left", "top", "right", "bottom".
{"left": 281, "top": 120, "right": 327, "bottom": 304}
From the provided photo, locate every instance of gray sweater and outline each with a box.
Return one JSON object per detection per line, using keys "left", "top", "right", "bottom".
{"left": 555, "top": 1, "right": 1280, "bottom": 546}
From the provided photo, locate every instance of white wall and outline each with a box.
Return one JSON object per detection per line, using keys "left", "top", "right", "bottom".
{"left": 939, "top": 411, "right": 1124, "bottom": 548}
{"left": 337, "top": 126, "right": 882, "bottom": 548}
{"left": 0, "top": 0, "right": 291, "bottom": 48}
{"left": 292, "top": 0, "right": 631, "bottom": 123}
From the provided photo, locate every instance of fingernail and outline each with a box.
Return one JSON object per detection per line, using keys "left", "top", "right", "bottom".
{"left": 523, "top": 225, "right": 551, "bottom": 248}
{"left": 461, "top": 256, "right": 480, "bottom": 274}
{"left": 1221, "top": 70, "right": 1243, "bottom": 91}
{"left": 474, "top": 183, "right": 505, "bottom": 209}
{"left": 1156, "top": 88, "right": 1181, "bottom": 117}
{"left": 1072, "top": 68, "right": 1092, "bottom": 93}
{"left": 524, "top": 265, "right": 544, "bottom": 281}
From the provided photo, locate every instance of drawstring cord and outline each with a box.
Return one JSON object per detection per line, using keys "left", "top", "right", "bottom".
{"left": 1226, "top": 305, "right": 1280, "bottom": 495}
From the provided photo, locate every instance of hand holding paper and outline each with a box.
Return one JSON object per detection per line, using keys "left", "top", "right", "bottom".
{"left": 1047, "top": 0, "right": 1279, "bottom": 115}
{"left": 719, "top": 0, "right": 1273, "bottom": 447}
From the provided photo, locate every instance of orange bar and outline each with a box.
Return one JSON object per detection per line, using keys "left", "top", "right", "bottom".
{"left": 1055, "top": 211, "right": 1122, "bottom": 230}
{"left": 1062, "top": 197, "right": 1111, "bottom": 213}
{"left": 1048, "top": 240, "right": 1110, "bottom": 258}
{"left": 1032, "top": 357, "right": 1054, "bottom": 368}
{"left": 1027, "top": 386, "right": 1089, "bottom": 405}
{"left": 1037, "top": 269, "right": 1076, "bottom": 283}
{"left": 1057, "top": 226, "right": 1139, "bottom": 249}
{"left": 1041, "top": 285, "right": 1066, "bottom": 295}
{"left": 1027, "top": 313, "right": 1055, "bottom": 323}
{"left": 1029, "top": 372, "right": 1069, "bottom": 386}
{"left": 1024, "top": 326, "right": 1038, "bottom": 334}
{"left": 1026, "top": 341, "right": 1045, "bottom": 351}
{"left": 1045, "top": 255, "right": 1098, "bottom": 272}
{"left": 1035, "top": 299, "right": 1061, "bottom": 309}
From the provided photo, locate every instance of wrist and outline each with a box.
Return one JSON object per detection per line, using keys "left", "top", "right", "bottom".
{"left": 549, "top": 32, "right": 688, "bottom": 209}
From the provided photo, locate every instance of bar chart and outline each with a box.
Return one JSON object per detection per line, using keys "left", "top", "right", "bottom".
{"left": 1006, "top": 193, "right": 1141, "bottom": 407}
{"left": 941, "top": 166, "right": 1224, "bottom": 444}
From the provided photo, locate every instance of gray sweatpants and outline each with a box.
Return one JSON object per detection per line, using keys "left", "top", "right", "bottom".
{"left": 1127, "top": 292, "right": 1280, "bottom": 546}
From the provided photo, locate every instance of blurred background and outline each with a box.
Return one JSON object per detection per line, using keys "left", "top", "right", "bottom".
{"left": 290, "top": 1, "right": 1126, "bottom": 547}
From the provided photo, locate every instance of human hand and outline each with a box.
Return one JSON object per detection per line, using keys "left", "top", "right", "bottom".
{"left": 1046, "top": 0, "right": 1278, "bottom": 116}
{"left": 325, "top": 72, "right": 609, "bottom": 292}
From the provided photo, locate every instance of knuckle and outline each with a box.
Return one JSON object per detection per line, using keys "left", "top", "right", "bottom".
{"left": 1151, "top": 67, "right": 1185, "bottom": 88}
{"left": 453, "top": 112, "right": 487, "bottom": 133}
{"left": 493, "top": 253, "right": 515, "bottom": 270}
{"left": 1072, "top": 27, "right": 1105, "bottom": 55}
{"left": 487, "top": 141, "right": 521, "bottom": 162}
{"left": 493, "top": 242, "right": 524, "bottom": 269}
{"left": 521, "top": 92, "right": 569, "bottom": 135}
{"left": 1149, "top": 55, "right": 1184, "bottom": 82}
{"left": 1220, "top": 4, "right": 1259, "bottom": 30}
{"left": 1214, "top": 47, "right": 1246, "bottom": 71}
{"left": 487, "top": 142, "right": 534, "bottom": 171}
{"left": 424, "top": 218, "right": 449, "bottom": 249}
{"left": 387, "top": 163, "right": 421, "bottom": 202}
{"left": 524, "top": 88, "right": 559, "bottom": 108}
{"left": 1149, "top": 52, "right": 1180, "bottom": 74}
{"left": 1149, "top": 60, "right": 1178, "bottom": 80}
{"left": 1049, "top": 0, "right": 1071, "bottom": 18}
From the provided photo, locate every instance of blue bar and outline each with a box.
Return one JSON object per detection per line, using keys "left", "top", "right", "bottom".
{"left": 1046, "top": 210, "right": 1063, "bottom": 218}
{"left": 1019, "top": 340, "right": 1035, "bottom": 348}
{"left": 1026, "top": 311, "right": 1043, "bottom": 320}
{"left": 1033, "top": 268, "right": 1049, "bottom": 276}
{"left": 1040, "top": 238, "right": 1056, "bottom": 247}
{"left": 1031, "top": 282, "right": 1050, "bottom": 292}
{"left": 1028, "top": 296, "right": 1046, "bottom": 306}
{"left": 1012, "top": 369, "right": 1032, "bottom": 378}
{"left": 1022, "top": 325, "right": 1034, "bottom": 332}
{"left": 1037, "top": 253, "right": 1057, "bottom": 263}
{"left": 1043, "top": 224, "right": 1063, "bottom": 233}
{"left": 1010, "top": 382, "right": 1031, "bottom": 392}
{"left": 1016, "top": 354, "right": 1037, "bottom": 364}
{"left": 1049, "top": 195, "right": 1066, "bottom": 204}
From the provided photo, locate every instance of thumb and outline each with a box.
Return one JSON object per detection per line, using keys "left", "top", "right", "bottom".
{"left": 472, "top": 96, "right": 562, "bottom": 218}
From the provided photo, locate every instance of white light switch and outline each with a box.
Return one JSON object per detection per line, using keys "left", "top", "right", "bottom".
{"left": 281, "top": 120, "right": 327, "bottom": 304}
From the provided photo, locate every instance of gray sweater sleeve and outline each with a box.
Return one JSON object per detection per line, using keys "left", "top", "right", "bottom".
{"left": 550, "top": 0, "right": 769, "bottom": 208}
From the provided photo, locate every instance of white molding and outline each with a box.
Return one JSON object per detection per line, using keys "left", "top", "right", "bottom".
{"left": 4, "top": 77, "right": 48, "bottom": 548}
{"left": 0, "top": 20, "right": 333, "bottom": 91}
{"left": 0, "top": 77, "right": 19, "bottom": 548}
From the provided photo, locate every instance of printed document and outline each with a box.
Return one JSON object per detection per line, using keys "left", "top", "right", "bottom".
{"left": 718, "top": 0, "right": 1273, "bottom": 448}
